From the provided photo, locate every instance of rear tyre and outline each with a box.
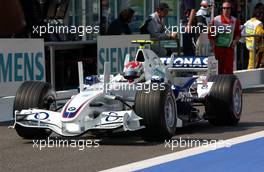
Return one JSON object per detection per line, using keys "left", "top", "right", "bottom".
{"left": 135, "top": 84, "right": 177, "bottom": 141}
{"left": 13, "top": 81, "right": 56, "bottom": 139}
{"left": 205, "top": 75, "right": 242, "bottom": 125}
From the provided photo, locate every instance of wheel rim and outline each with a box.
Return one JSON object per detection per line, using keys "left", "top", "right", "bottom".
{"left": 164, "top": 96, "right": 175, "bottom": 129}
{"left": 233, "top": 86, "right": 242, "bottom": 117}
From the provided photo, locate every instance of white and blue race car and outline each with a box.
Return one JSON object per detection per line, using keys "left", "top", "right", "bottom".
{"left": 12, "top": 40, "right": 242, "bottom": 141}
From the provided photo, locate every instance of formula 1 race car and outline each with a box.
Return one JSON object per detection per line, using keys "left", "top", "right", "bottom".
{"left": 12, "top": 40, "right": 242, "bottom": 141}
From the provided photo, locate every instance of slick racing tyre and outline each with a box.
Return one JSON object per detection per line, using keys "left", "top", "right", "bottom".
{"left": 205, "top": 75, "right": 242, "bottom": 125}
{"left": 135, "top": 84, "right": 177, "bottom": 141}
{"left": 13, "top": 81, "right": 56, "bottom": 139}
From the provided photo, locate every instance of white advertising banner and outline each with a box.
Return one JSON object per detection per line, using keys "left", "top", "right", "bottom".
{"left": 97, "top": 35, "right": 150, "bottom": 74}
{"left": 0, "top": 39, "right": 45, "bottom": 97}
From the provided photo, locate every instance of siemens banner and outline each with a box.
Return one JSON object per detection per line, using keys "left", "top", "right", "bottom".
{"left": 0, "top": 39, "right": 45, "bottom": 97}
{"left": 97, "top": 35, "right": 150, "bottom": 74}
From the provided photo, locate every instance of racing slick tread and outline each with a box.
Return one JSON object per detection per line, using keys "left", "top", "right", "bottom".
{"left": 13, "top": 81, "right": 34, "bottom": 115}
{"left": 206, "top": 75, "right": 242, "bottom": 125}
{"left": 29, "top": 81, "right": 43, "bottom": 108}
{"left": 13, "top": 81, "right": 55, "bottom": 139}
{"left": 135, "top": 84, "right": 177, "bottom": 141}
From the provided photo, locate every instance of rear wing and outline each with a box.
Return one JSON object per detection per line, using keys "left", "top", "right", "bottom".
{"left": 161, "top": 54, "right": 218, "bottom": 76}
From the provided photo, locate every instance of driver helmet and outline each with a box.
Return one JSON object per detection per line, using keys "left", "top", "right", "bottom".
{"left": 123, "top": 61, "right": 143, "bottom": 82}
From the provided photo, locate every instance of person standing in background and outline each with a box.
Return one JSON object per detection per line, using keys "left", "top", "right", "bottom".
{"left": 193, "top": 0, "right": 212, "bottom": 56}
{"left": 209, "top": 0, "right": 241, "bottom": 74}
{"left": 180, "top": 0, "right": 196, "bottom": 56}
{"left": 244, "top": 3, "right": 264, "bottom": 69}
{"left": 107, "top": 8, "right": 135, "bottom": 35}
{"left": 141, "top": 3, "right": 176, "bottom": 56}
{"left": 142, "top": 3, "right": 176, "bottom": 40}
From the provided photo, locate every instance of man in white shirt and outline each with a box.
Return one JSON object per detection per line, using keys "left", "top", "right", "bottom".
{"left": 143, "top": 3, "right": 176, "bottom": 56}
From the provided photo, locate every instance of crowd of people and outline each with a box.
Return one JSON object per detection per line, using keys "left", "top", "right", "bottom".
{"left": 106, "top": 0, "right": 264, "bottom": 74}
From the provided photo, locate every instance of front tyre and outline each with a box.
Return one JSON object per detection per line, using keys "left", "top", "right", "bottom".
{"left": 13, "top": 81, "right": 56, "bottom": 139}
{"left": 135, "top": 84, "right": 177, "bottom": 141}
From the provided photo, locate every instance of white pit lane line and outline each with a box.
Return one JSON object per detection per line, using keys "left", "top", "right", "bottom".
{"left": 101, "top": 130, "right": 264, "bottom": 172}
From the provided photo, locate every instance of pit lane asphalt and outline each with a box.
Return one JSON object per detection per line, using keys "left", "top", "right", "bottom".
{"left": 0, "top": 90, "right": 264, "bottom": 172}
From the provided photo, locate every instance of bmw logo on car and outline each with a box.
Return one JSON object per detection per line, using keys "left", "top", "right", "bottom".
{"left": 68, "top": 107, "right": 76, "bottom": 112}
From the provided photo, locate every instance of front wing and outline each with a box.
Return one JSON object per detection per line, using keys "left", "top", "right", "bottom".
{"left": 14, "top": 109, "right": 143, "bottom": 137}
